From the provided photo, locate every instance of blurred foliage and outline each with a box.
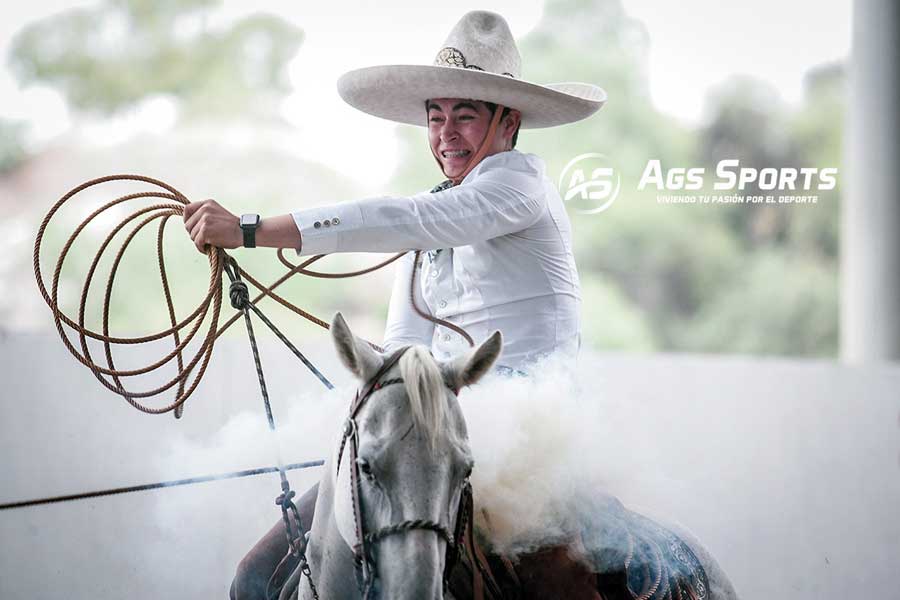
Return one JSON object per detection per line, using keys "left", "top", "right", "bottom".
{"left": 7, "top": 0, "right": 843, "bottom": 358}
{"left": 8, "top": 0, "right": 303, "bottom": 119}
{"left": 392, "top": 0, "right": 843, "bottom": 358}
{"left": 0, "top": 118, "right": 27, "bottom": 173}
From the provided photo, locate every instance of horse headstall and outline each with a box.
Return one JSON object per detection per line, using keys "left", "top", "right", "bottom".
{"left": 333, "top": 345, "right": 469, "bottom": 597}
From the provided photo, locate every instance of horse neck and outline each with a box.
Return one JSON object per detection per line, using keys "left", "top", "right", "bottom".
{"left": 303, "top": 452, "right": 361, "bottom": 599}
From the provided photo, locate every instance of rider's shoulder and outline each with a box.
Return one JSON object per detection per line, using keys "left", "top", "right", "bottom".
{"left": 463, "top": 150, "right": 547, "bottom": 185}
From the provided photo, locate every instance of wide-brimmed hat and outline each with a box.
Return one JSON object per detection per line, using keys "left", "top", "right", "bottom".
{"left": 337, "top": 10, "right": 607, "bottom": 129}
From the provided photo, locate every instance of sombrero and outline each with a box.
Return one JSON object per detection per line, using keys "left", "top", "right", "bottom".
{"left": 337, "top": 10, "right": 607, "bottom": 129}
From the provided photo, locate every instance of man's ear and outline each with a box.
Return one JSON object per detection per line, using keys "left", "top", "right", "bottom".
{"left": 331, "top": 312, "right": 384, "bottom": 382}
{"left": 505, "top": 109, "right": 521, "bottom": 131}
{"left": 504, "top": 109, "right": 521, "bottom": 144}
{"left": 448, "top": 331, "right": 503, "bottom": 390}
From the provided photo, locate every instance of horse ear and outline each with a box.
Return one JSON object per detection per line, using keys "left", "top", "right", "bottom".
{"left": 449, "top": 330, "right": 503, "bottom": 389}
{"left": 331, "top": 312, "right": 384, "bottom": 381}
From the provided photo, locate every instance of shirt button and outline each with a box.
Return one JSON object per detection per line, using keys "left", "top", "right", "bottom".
{"left": 431, "top": 270, "right": 439, "bottom": 278}
{"left": 331, "top": 217, "right": 340, "bottom": 225}
{"left": 323, "top": 220, "right": 331, "bottom": 227}
{"left": 442, "top": 334, "right": 451, "bottom": 342}
{"left": 313, "top": 221, "right": 321, "bottom": 229}
{"left": 439, "top": 300, "right": 447, "bottom": 308}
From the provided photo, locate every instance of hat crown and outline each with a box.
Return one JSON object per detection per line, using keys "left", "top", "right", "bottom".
{"left": 433, "top": 11, "right": 521, "bottom": 79}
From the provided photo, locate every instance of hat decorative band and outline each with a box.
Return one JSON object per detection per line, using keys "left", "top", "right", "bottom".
{"left": 433, "top": 47, "right": 515, "bottom": 78}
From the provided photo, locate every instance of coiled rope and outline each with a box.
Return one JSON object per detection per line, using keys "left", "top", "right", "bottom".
{"left": 33, "top": 174, "right": 407, "bottom": 416}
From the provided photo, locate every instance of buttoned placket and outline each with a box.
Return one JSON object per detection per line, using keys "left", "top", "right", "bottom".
{"left": 423, "top": 248, "right": 461, "bottom": 358}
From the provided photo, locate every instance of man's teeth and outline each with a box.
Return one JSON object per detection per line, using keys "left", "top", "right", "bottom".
{"left": 443, "top": 150, "right": 471, "bottom": 158}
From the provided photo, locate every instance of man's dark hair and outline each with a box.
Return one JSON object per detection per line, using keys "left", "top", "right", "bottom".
{"left": 424, "top": 100, "right": 521, "bottom": 148}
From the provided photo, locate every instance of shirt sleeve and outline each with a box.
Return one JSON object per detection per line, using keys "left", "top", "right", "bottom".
{"left": 382, "top": 252, "right": 434, "bottom": 352}
{"left": 290, "top": 153, "right": 546, "bottom": 255}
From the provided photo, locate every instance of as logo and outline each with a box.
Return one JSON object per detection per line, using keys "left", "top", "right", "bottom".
{"left": 558, "top": 153, "right": 620, "bottom": 214}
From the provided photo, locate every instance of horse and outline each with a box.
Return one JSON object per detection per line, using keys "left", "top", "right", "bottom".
{"left": 280, "top": 312, "right": 495, "bottom": 600}
{"left": 280, "top": 312, "right": 740, "bottom": 600}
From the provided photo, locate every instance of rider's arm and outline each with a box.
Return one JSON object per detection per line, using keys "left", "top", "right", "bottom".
{"left": 255, "top": 214, "right": 302, "bottom": 249}
{"left": 291, "top": 152, "right": 546, "bottom": 256}
{"left": 382, "top": 252, "right": 434, "bottom": 352}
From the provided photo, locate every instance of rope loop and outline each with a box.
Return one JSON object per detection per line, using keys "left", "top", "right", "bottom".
{"left": 33, "top": 175, "right": 404, "bottom": 415}
{"left": 34, "top": 175, "right": 473, "bottom": 416}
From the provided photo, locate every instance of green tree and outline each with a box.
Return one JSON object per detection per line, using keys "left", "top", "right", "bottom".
{"left": 8, "top": 0, "right": 303, "bottom": 120}
{"left": 388, "top": 0, "right": 843, "bottom": 357}
{"left": 0, "top": 119, "right": 27, "bottom": 174}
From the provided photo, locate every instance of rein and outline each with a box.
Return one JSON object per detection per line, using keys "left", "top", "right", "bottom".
{"left": 33, "top": 174, "right": 473, "bottom": 416}
{"left": 32, "top": 174, "right": 480, "bottom": 599}
{"left": 333, "top": 346, "right": 470, "bottom": 598}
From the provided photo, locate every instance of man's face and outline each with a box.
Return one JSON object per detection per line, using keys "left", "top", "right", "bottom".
{"left": 427, "top": 98, "right": 519, "bottom": 180}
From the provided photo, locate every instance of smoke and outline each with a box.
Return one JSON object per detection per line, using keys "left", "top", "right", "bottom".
{"left": 459, "top": 353, "right": 632, "bottom": 555}
{"left": 5, "top": 334, "right": 898, "bottom": 599}
{"left": 150, "top": 350, "right": 693, "bottom": 576}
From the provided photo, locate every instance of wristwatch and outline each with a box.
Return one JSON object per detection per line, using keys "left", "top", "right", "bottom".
{"left": 240, "top": 214, "right": 261, "bottom": 248}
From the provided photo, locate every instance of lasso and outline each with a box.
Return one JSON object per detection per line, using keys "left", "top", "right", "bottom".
{"left": 32, "top": 174, "right": 405, "bottom": 416}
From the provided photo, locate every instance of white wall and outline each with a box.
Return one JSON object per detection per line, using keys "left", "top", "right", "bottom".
{"left": 1, "top": 333, "right": 898, "bottom": 599}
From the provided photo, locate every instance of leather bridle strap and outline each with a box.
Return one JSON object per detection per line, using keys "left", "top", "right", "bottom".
{"left": 339, "top": 346, "right": 472, "bottom": 598}
{"left": 339, "top": 346, "right": 411, "bottom": 595}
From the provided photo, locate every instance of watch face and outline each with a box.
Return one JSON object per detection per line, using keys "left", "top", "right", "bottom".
{"left": 240, "top": 214, "right": 259, "bottom": 227}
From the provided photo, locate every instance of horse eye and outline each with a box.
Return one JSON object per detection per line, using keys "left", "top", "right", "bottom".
{"left": 357, "top": 458, "right": 374, "bottom": 478}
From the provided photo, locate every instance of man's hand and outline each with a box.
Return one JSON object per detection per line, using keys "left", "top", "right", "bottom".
{"left": 182, "top": 199, "right": 242, "bottom": 253}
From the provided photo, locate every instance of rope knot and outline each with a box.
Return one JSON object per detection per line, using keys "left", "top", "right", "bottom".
{"left": 275, "top": 489, "right": 296, "bottom": 508}
{"left": 229, "top": 279, "right": 250, "bottom": 309}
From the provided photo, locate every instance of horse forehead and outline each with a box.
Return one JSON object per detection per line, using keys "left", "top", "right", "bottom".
{"left": 357, "top": 389, "right": 408, "bottom": 434}
{"left": 358, "top": 389, "right": 468, "bottom": 443}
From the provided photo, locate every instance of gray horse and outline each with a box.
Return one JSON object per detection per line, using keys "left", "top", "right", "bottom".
{"left": 281, "top": 313, "right": 740, "bottom": 600}
{"left": 283, "top": 312, "right": 497, "bottom": 600}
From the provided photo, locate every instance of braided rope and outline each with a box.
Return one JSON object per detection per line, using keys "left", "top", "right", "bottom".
{"left": 33, "top": 175, "right": 403, "bottom": 415}
{"left": 364, "top": 519, "right": 455, "bottom": 547}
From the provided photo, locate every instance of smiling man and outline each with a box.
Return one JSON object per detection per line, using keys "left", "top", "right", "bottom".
{"left": 183, "top": 10, "right": 605, "bottom": 599}
{"left": 184, "top": 10, "right": 605, "bottom": 374}
{"left": 426, "top": 98, "right": 520, "bottom": 181}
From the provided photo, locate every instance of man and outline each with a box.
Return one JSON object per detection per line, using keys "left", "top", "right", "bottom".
{"left": 183, "top": 10, "right": 605, "bottom": 598}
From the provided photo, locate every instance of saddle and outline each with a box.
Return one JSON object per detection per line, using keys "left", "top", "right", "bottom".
{"left": 273, "top": 495, "right": 710, "bottom": 600}
{"left": 447, "top": 495, "right": 710, "bottom": 600}
{"left": 446, "top": 531, "right": 602, "bottom": 600}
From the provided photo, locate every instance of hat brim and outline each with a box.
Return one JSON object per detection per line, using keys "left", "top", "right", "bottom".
{"left": 337, "top": 65, "right": 606, "bottom": 129}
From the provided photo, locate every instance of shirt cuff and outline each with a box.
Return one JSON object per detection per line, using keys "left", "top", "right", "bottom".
{"left": 290, "top": 202, "right": 364, "bottom": 256}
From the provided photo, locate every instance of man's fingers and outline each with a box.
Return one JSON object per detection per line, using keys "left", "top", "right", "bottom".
{"left": 183, "top": 199, "right": 238, "bottom": 253}
{"left": 189, "top": 219, "right": 204, "bottom": 248}
{"left": 183, "top": 200, "right": 210, "bottom": 231}
{"left": 182, "top": 198, "right": 209, "bottom": 222}
{"left": 192, "top": 225, "right": 207, "bottom": 254}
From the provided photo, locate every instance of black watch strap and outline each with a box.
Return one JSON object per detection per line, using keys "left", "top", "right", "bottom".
{"left": 240, "top": 214, "right": 260, "bottom": 248}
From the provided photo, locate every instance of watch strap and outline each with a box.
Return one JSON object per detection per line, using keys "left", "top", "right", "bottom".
{"left": 240, "top": 214, "right": 260, "bottom": 248}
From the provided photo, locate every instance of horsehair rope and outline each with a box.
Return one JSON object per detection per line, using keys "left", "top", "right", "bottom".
{"left": 33, "top": 174, "right": 411, "bottom": 417}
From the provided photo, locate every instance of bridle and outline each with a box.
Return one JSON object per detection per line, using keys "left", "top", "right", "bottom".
{"left": 333, "top": 346, "right": 471, "bottom": 598}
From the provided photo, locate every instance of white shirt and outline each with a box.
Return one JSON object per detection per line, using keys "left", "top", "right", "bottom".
{"left": 290, "top": 150, "right": 581, "bottom": 372}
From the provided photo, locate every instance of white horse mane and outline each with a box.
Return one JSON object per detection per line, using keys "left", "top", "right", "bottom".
{"left": 397, "top": 345, "right": 460, "bottom": 450}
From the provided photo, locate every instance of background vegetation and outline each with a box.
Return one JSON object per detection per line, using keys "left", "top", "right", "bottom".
{"left": 2, "top": 0, "right": 843, "bottom": 357}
